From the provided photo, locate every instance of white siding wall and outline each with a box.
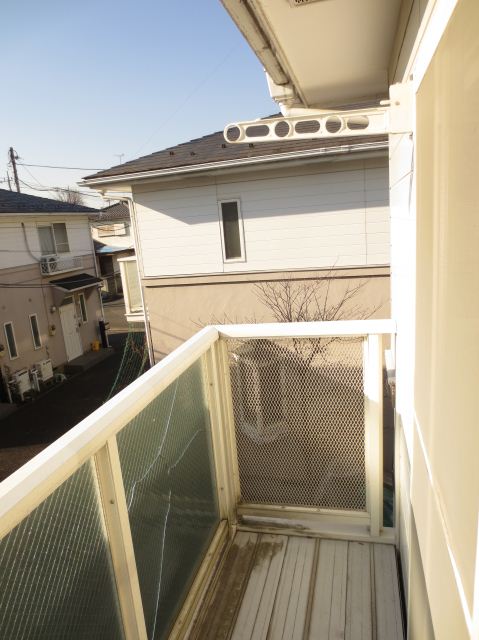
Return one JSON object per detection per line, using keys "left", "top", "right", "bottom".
{"left": 91, "top": 220, "right": 134, "bottom": 249}
{"left": 134, "top": 161, "right": 389, "bottom": 278}
{"left": 0, "top": 215, "right": 93, "bottom": 270}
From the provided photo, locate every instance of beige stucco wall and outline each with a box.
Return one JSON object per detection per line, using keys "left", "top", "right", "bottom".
{"left": 0, "top": 257, "right": 103, "bottom": 386}
{"left": 143, "top": 266, "right": 390, "bottom": 360}
{"left": 412, "top": 0, "right": 479, "bottom": 636}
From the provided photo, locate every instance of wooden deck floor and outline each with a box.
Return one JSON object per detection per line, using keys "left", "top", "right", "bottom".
{"left": 190, "top": 532, "right": 404, "bottom": 640}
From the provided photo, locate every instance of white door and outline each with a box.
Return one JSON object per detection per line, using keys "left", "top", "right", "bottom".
{"left": 59, "top": 302, "right": 83, "bottom": 361}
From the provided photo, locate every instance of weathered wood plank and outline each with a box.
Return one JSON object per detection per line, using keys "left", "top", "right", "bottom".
{"left": 268, "top": 536, "right": 316, "bottom": 640}
{"left": 307, "top": 539, "right": 348, "bottom": 638}
{"left": 374, "top": 544, "right": 403, "bottom": 640}
{"left": 345, "top": 541, "right": 373, "bottom": 640}
{"left": 189, "top": 531, "right": 258, "bottom": 640}
{"left": 231, "top": 534, "right": 288, "bottom": 640}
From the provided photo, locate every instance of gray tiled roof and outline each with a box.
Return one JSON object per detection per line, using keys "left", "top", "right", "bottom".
{"left": 84, "top": 117, "right": 388, "bottom": 182}
{"left": 0, "top": 188, "right": 97, "bottom": 214}
{"left": 93, "top": 202, "right": 130, "bottom": 222}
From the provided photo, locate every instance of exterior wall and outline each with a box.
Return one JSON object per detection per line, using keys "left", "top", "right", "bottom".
{"left": 413, "top": 2, "right": 478, "bottom": 635}
{"left": 143, "top": 266, "right": 390, "bottom": 359}
{"left": 0, "top": 214, "right": 94, "bottom": 270}
{"left": 132, "top": 156, "right": 389, "bottom": 278}
{"left": 390, "top": 1, "right": 478, "bottom": 637}
{"left": 91, "top": 219, "right": 134, "bottom": 249}
{"left": 0, "top": 254, "right": 103, "bottom": 389}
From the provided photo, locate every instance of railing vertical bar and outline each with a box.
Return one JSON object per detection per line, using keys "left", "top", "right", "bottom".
{"left": 203, "top": 347, "right": 230, "bottom": 522}
{"left": 217, "top": 338, "right": 242, "bottom": 510}
{"left": 364, "top": 333, "right": 384, "bottom": 537}
{"left": 95, "top": 437, "right": 147, "bottom": 640}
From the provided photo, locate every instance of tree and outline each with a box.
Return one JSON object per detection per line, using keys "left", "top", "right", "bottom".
{"left": 56, "top": 188, "right": 85, "bottom": 206}
{"left": 253, "top": 271, "right": 382, "bottom": 363}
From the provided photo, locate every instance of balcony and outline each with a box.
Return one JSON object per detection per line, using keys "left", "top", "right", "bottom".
{"left": 40, "top": 254, "right": 83, "bottom": 276}
{"left": 0, "top": 320, "right": 402, "bottom": 639}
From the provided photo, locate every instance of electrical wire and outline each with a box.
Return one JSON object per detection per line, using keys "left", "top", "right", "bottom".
{"left": 132, "top": 43, "right": 239, "bottom": 157}
{"left": 18, "top": 179, "right": 102, "bottom": 199}
{"left": 17, "top": 163, "right": 105, "bottom": 171}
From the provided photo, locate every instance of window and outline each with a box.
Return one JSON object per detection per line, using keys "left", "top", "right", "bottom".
{"left": 4, "top": 322, "right": 18, "bottom": 359}
{"left": 29, "top": 314, "right": 42, "bottom": 349}
{"left": 78, "top": 293, "right": 88, "bottom": 323}
{"left": 38, "top": 226, "right": 56, "bottom": 255}
{"left": 53, "top": 223, "right": 70, "bottom": 253}
{"left": 38, "top": 223, "right": 70, "bottom": 255}
{"left": 219, "top": 200, "right": 245, "bottom": 262}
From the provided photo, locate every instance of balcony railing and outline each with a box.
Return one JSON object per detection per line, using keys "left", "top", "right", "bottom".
{"left": 40, "top": 254, "right": 83, "bottom": 275}
{"left": 0, "top": 319, "right": 395, "bottom": 639}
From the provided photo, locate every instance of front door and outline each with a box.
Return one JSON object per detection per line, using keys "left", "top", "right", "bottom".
{"left": 59, "top": 302, "right": 83, "bottom": 361}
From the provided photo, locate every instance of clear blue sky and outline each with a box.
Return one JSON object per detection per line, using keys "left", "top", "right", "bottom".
{"left": 1, "top": 0, "right": 275, "bottom": 206}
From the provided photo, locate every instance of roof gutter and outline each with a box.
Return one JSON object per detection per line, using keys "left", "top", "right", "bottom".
{"left": 220, "top": 0, "right": 290, "bottom": 87}
{"left": 80, "top": 140, "right": 388, "bottom": 189}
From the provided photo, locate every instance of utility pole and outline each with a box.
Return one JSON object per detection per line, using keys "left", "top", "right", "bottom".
{"left": 9, "top": 147, "right": 20, "bottom": 192}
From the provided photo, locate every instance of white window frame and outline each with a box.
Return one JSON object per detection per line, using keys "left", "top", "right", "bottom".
{"left": 4, "top": 322, "right": 19, "bottom": 360}
{"left": 78, "top": 293, "right": 88, "bottom": 323}
{"left": 217, "top": 199, "right": 246, "bottom": 263}
{"left": 37, "top": 222, "right": 70, "bottom": 254}
{"left": 29, "top": 313, "right": 42, "bottom": 350}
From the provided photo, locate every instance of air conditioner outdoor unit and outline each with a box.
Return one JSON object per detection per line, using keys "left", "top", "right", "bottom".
{"left": 35, "top": 359, "right": 54, "bottom": 382}
{"left": 40, "top": 254, "right": 58, "bottom": 274}
{"left": 11, "top": 369, "right": 33, "bottom": 401}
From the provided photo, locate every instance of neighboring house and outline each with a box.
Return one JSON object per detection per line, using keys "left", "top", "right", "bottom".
{"left": 90, "top": 202, "right": 134, "bottom": 296}
{"left": 0, "top": 189, "right": 103, "bottom": 402}
{"left": 82, "top": 119, "right": 390, "bottom": 358}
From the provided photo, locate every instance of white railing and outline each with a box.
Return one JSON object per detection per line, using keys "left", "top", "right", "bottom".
{"left": 40, "top": 254, "right": 83, "bottom": 275}
{"left": 0, "top": 319, "right": 394, "bottom": 640}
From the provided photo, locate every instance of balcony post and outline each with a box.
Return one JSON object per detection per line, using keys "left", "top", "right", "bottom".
{"left": 364, "top": 333, "right": 384, "bottom": 537}
{"left": 217, "top": 338, "right": 242, "bottom": 512}
{"left": 94, "top": 437, "right": 147, "bottom": 640}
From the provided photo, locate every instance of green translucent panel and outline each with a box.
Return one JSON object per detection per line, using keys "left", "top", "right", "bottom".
{"left": 0, "top": 462, "right": 125, "bottom": 640}
{"left": 117, "top": 359, "right": 219, "bottom": 640}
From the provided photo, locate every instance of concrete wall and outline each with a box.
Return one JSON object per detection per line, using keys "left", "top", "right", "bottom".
{"left": 143, "top": 266, "right": 390, "bottom": 359}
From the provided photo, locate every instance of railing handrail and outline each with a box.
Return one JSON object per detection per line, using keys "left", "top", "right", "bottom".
{"left": 216, "top": 318, "right": 396, "bottom": 339}
{"left": 0, "top": 325, "right": 219, "bottom": 539}
{"left": 0, "top": 318, "right": 395, "bottom": 539}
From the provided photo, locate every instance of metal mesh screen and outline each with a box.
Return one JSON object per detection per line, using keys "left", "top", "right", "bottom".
{"left": 0, "top": 461, "right": 125, "bottom": 639}
{"left": 227, "top": 337, "right": 366, "bottom": 511}
{"left": 117, "top": 358, "right": 219, "bottom": 640}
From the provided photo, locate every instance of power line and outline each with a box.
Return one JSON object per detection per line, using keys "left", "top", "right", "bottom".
{"left": 132, "top": 43, "right": 239, "bottom": 156}
{"left": 18, "top": 179, "right": 103, "bottom": 199}
{"left": 17, "top": 163, "right": 104, "bottom": 171}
